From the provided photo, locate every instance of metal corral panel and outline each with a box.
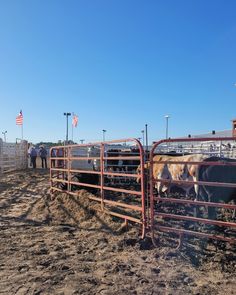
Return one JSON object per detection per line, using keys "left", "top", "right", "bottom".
{"left": 0, "top": 139, "right": 28, "bottom": 173}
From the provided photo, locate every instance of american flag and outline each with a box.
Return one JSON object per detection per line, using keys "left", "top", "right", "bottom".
{"left": 72, "top": 114, "right": 78, "bottom": 127}
{"left": 16, "top": 110, "right": 23, "bottom": 125}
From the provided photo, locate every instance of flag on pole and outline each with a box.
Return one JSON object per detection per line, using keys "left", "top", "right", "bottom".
{"left": 72, "top": 114, "right": 78, "bottom": 127}
{"left": 16, "top": 110, "right": 23, "bottom": 125}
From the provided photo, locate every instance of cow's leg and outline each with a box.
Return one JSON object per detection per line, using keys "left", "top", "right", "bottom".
{"left": 155, "top": 181, "right": 162, "bottom": 196}
{"left": 155, "top": 172, "right": 164, "bottom": 196}
{"left": 232, "top": 209, "right": 236, "bottom": 219}
{"left": 232, "top": 200, "right": 236, "bottom": 219}
{"left": 185, "top": 186, "right": 192, "bottom": 198}
{"left": 166, "top": 184, "right": 171, "bottom": 196}
{"left": 232, "top": 208, "right": 236, "bottom": 219}
{"left": 193, "top": 176, "right": 199, "bottom": 198}
{"left": 194, "top": 189, "right": 200, "bottom": 218}
{"left": 207, "top": 192, "right": 217, "bottom": 220}
{"left": 193, "top": 174, "right": 201, "bottom": 217}
{"left": 194, "top": 184, "right": 206, "bottom": 218}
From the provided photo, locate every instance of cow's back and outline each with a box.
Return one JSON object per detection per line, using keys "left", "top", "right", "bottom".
{"left": 198, "top": 156, "right": 236, "bottom": 203}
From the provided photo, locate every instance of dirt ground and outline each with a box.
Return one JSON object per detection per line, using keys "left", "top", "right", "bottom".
{"left": 0, "top": 170, "right": 235, "bottom": 295}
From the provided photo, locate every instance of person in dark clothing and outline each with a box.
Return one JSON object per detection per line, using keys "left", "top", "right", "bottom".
{"left": 39, "top": 146, "right": 47, "bottom": 168}
{"left": 30, "top": 146, "right": 37, "bottom": 169}
{"left": 51, "top": 148, "right": 56, "bottom": 168}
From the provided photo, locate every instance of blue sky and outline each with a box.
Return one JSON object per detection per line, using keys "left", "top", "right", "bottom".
{"left": 0, "top": 0, "right": 236, "bottom": 144}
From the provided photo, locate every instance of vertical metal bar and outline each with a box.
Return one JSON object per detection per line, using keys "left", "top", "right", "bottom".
{"left": 100, "top": 143, "right": 105, "bottom": 210}
{"left": 149, "top": 148, "right": 157, "bottom": 245}
{"left": 145, "top": 124, "right": 148, "bottom": 152}
{"left": 68, "top": 146, "right": 71, "bottom": 193}
{"left": 50, "top": 148, "right": 52, "bottom": 192}
{"left": 66, "top": 115, "right": 69, "bottom": 144}
{"left": 165, "top": 117, "right": 168, "bottom": 139}
{"left": 64, "top": 147, "right": 66, "bottom": 185}
{"left": 136, "top": 139, "right": 146, "bottom": 239}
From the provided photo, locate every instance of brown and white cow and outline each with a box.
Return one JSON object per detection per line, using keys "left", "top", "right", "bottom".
{"left": 137, "top": 154, "right": 207, "bottom": 196}
{"left": 161, "top": 154, "right": 208, "bottom": 195}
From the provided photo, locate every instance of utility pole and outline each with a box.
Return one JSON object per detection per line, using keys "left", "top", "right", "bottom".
{"left": 102, "top": 129, "right": 107, "bottom": 142}
{"left": 165, "top": 115, "right": 170, "bottom": 139}
{"left": 2, "top": 131, "right": 7, "bottom": 142}
{"left": 145, "top": 124, "right": 148, "bottom": 151}
{"left": 64, "top": 113, "right": 71, "bottom": 144}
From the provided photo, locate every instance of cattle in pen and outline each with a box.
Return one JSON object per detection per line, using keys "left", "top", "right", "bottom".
{"left": 196, "top": 156, "right": 236, "bottom": 220}
{"left": 105, "top": 148, "right": 140, "bottom": 185}
{"left": 137, "top": 154, "right": 207, "bottom": 196}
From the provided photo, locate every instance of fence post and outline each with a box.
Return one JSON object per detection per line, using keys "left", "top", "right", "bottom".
{"left": 0, "top": 138, "right": 3, "bottom": 174}
{"left": 21, "top": 140, "right": 28, "bottom": 169}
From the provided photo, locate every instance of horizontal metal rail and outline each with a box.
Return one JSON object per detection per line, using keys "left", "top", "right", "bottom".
{"left": 51, "top": 178, "right": 101, "bottom": 189}
{"left": 154, "top": 197, "right": 236, "bottom": 210}
{"left": 70, "top": 180, "right": 101, "bottom": 189}
{"left": 103, "top": 185, "right": 141, "bottom": 195}
{"left": 70, "top": 169, "right": 101, "bottom": 174}
{"left": 154, "top": 225, "right": 236, "bottom": 244}
{"left": 104, "top": 156, "right": 140, "bottom": 160}
{"left": 152, "top": 160, "right": 236, "bottom": 166}
{"left": 156, "top": 212, "right": 236, "bottom": 228}
{"left": 104, "top": 171, "right": 138, "bottom": 178}
{"left": 51, "top": 168, "right": 68, "bottom": 172}
{"left": 69, "top": 156, "right": 101, "bottom": 160}
{"left": 51, "top": 178, "right": 141, "bottom": 195}
{"left": 103, "top": 209, "right": 142, "bottom": 224}
{"left": 54, "top": 169, "right": 139, "bottom": 178}
{"left": 153, "top": 178, "right": 236, "bottom": 188}
{"left": 68, "top": 190, "right": 142, "bottom": 211}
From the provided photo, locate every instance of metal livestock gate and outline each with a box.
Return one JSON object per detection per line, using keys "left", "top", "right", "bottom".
{"left": 50, "top": 139, "right": 147, "bottom": 238}
{"left": 0, "top": 139, "right": 28, "bottom": 173}
{"left": 50, "top": 137, "right": 236, "bottom": 246}
{"left": 149, "top": 137, "right": 236, "bottom": 246}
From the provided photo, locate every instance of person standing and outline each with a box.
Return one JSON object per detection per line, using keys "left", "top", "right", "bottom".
{"left": 51, "top": 148, "right": 56, "bottom": 168}
{"left": 39, "top": 145, "right": 48, "bottom": 169}
{"left": 30, "top": 146, "right": 37, "bottom": 169}
{"left": 28, "top": 144, "right": 33, "bottom": 167}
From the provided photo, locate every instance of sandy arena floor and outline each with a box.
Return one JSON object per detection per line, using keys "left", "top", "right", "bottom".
{"left": 0, "top": 170, "right": 235, "bottom": 295}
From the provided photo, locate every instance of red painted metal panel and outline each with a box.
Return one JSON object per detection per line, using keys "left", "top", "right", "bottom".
{"left": 149, "top": 137, "right": 236, "bottom": 246}
{"left": 50, "top": 139, "right": 146, "bottom": 237}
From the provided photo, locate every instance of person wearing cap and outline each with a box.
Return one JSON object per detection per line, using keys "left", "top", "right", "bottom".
{"left": 30, "top": 146, "right": 37, "bottom": 169}
{"left": 39, "top": 145, "right": 48, "bottom": 169}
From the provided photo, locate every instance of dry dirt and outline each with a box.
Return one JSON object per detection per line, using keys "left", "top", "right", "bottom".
{"left": 0, "top": 169, "right": 235, "bottom": 295}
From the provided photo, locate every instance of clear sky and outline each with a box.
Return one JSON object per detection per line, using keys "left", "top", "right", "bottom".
{"left": 1, "top": 0, "right": 236, "bottom": 144}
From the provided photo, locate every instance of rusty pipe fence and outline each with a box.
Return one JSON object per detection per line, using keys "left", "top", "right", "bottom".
{"left": 149, "top": 137, "right": 236, "bottom": 245}
{"left": 50, "top": 136, "right": 236, "bottom": 245}
{"left": 50, "top": 138, "right": 147, "bottom": 237}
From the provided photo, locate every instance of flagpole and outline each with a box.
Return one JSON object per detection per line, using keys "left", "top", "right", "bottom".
{"left": 21, "top": 123, "right": 24, "bottom": 140}
{"left": 72, "top": 124, "right": 74, "bottom": 142}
